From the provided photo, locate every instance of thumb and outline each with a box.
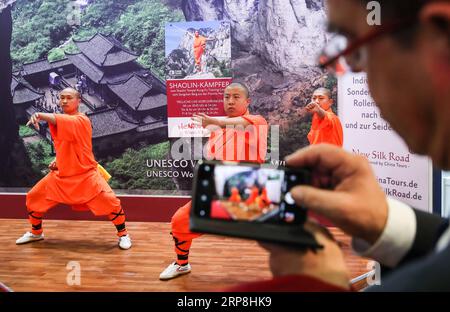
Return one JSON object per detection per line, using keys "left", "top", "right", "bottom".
{"left": 290, "top": 185, "right": 349, "bottom": 221}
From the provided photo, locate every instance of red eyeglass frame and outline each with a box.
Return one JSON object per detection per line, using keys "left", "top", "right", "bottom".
{"left": 319, "top": 16, "right": 417, "bottom": 69}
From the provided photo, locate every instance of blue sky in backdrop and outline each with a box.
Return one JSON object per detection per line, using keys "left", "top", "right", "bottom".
{"left": 165, "top": 20, "right": 223, "bottom": 56}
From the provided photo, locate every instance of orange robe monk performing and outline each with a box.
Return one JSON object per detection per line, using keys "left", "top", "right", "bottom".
{"left": 193, "top": 30, "right": 207, "bottom": 72}
{"left": 305, "top": 87, "right": 343, "bottom": 147}
{"left": 160, "top": 82, "right": 268, "bottom": 280}
{"left": 16, "top": 88, "right": 132, "bottom": 250}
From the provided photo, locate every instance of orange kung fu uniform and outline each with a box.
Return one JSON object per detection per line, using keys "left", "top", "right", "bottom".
{"left": 26, "top": 113, "right": 127, "bottom": 237}
{"left": 193, "top": 35, "right": 207, "bottom": 67}
{"left": 170, "top": 113, "right": 268, "bottom": 265}
{"left": 307, "top": 108, "right": 343, "bottom": 147}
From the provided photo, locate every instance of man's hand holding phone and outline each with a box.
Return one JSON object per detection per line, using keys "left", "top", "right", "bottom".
{"left": 259, "top": 219, "right": 351, "bottom": 290}
{"left": 285, "top": 144, "right": 389, "bottom": 245}
{"left": 190, "top": 160, "right": 322, "bottom": 248}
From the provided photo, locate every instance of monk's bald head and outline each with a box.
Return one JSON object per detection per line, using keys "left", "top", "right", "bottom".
{"left": 313, "top": 87, "right": 331, "bottom": 99}
{"left": 223, "top": 82, "right": 251, "bottom": 117}
{"left": 225, "top": 82, "right": 250, "bottom": 99}
{"left": 60, "top": 87, "right": 81, "bottom": 99}
{"left": 59, "top": 87, "right": 81, "bottom": 115}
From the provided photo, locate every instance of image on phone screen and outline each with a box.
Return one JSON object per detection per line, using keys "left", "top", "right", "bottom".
{"left": 196, "top": 163, "right": 307, "bottom": 225}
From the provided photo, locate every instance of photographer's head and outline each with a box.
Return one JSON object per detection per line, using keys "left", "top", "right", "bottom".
{"left": 223, "top": 82, "right": 251, "bottom": 117}
{"left": 324, "top": 0, "right": 450, "bottom": 168}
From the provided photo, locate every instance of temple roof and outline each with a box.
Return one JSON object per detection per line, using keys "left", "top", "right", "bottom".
{"left": 11, "top": 75, "right": 44, "bottom": 104}
{"left": 66, "top": 53, "right": 104, "bottom": 83}
{"left": 21, "top": 58, "right": 73, "bottom": 76}
{"left": 66, "top": 52, "right": 145, "bottom": 84}
{"left": 108, "top": 74, "right": 167, "bottom": 111}
{"left": 21, "top": 59, "right": 52, "bottom": 76}
{"left": 49, "top": 58, "right": 72, "bottom": 68}
{"left": 87, "top": 109, "right": 137, "bottom": 138}
{"left": 73, "top": 33, "right": 138, "bottom": 67}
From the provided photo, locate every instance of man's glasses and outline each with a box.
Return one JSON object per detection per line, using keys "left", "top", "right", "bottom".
{"left": 318, "top": 17, "right": 417, "bottom": 75}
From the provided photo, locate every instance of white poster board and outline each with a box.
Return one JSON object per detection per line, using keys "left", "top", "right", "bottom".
{"left": 338, "top": 73, "right": 433, "bottom": 212}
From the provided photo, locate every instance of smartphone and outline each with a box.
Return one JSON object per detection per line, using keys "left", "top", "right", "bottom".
{"left": 190, "top": 160, "right": 322, "bottom": 249}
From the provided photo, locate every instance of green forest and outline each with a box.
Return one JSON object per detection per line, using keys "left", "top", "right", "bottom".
{"left": 11, "top": 0, "right": 184, "bottom": 78}
{"left": 100, "top": 142, "right": 176, "bottom": 191}
{"left": 12, "top": 0, "right": 185, "bottom": 191}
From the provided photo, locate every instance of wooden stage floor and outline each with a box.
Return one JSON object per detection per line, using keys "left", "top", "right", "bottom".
{"left": 0, "top": 219, "right": 370, "bottom": 292}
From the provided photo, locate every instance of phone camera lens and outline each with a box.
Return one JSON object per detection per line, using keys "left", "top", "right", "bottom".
{"left": 285, "top": 192, "right": 295, "bottom": 205}
{"left": 285, "top": 212, "right": 295, "bottom": 223}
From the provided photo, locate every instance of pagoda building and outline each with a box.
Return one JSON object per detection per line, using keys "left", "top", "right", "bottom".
{"left": 12, "top": 33, "right": 168, "bottom": 157}
{"left": 66, "top": 33, "right": 144, "bottom": 101}
{"left": 11, "top": 74, "right": 44, "bottom": 122}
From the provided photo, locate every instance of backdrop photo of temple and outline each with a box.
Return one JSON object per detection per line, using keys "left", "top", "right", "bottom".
{"left": 11, "top": 33, "right": 168, "bottom": 157}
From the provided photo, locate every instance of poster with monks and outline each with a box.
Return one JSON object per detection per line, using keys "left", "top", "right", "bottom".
{"left": 1, "top": 0, "right": 339, "bottom": 196}
{"left": 165, "top": 21, "right": 232, "bottom": 138}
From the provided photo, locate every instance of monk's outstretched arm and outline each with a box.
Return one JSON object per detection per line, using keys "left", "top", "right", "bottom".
{"left": 314, "top": 106, "right": 327, "bottom": 119}
{"left": 192, "top": 113, "right": 251, "bottom": 128}
{"left": 305, "top": 103, "right": 326, "bottom": 119}
{"left": 26, "top": 112, "right": 56, "bottom": 130}
{"left": 214, "top": 116, "right": 251, "bottom": 127}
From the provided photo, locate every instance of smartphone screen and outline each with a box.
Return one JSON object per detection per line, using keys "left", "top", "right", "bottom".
{"left": 193, "top": 162, "right": 310, "bottom": 225}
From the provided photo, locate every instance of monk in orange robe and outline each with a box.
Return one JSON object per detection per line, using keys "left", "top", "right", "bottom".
{"left": 15, "top": 88, "right": 132, "bottom": 250}
{"left": 304, "top": 87, "right": 343, "bottom": 147}
{"left": 229, "top": 187, "right": 241, "bottom": 203}
{"left": 259, "top": 187, "right": 270, "bottom": 208}
{"left": 193, "top": 30, "right": 207, "bottom": 72}
{"left": 160, "top": 82, "right": 268, "bottom": 280}
{"left": 245, "top": 186, "right": 260, "bottom": 206}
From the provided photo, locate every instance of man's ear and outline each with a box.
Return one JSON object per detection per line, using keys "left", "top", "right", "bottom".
{"left": 421, "top": 2, "right": 450, "bottom": 41}
{"left": 420, "top": 2, "right": 450, "bottom": 90}
{"left": 421, "top": 2, "right": 450, "bottom": 21}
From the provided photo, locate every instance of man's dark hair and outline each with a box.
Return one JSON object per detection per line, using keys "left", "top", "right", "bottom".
{"left": 361, "top": 0, "right": 428, "bottom": 21}
{"left": 361, "top": 0, "right": 448, "bottom": 46}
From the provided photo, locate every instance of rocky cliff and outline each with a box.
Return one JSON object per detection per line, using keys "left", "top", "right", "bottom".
{"left": 166, "top": 21, "right": 231, "bottom": 79}
{"left": 182, "top": 0, "right": 328, "bottom": 73}
{"left": 180, "top": 0, "right": 334, "bottom": 127}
